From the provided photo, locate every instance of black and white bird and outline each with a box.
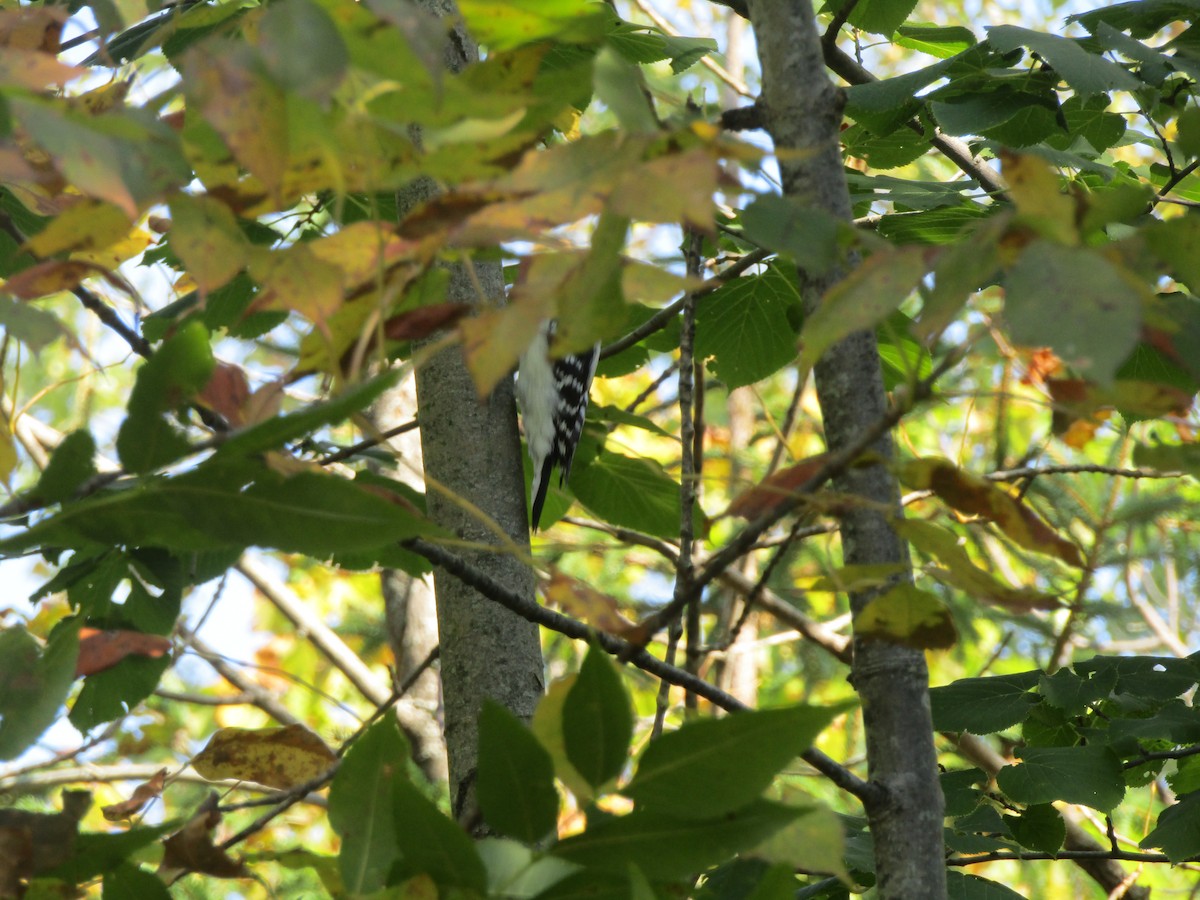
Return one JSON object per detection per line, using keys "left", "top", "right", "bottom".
{"left": 516, "top": 319, "right": 600, "bottom": 531}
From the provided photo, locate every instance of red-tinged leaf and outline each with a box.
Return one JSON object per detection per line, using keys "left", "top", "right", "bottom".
{"left": 854, "top": 583, "right": 957, "bottom": 650}
{"left": 192, "top": 724, "right": 336, "bottom": 790}
{"left": 900, "top": 457, "right": 1084, "bottom": 567}
{"left": 75, "top": 628, "right": 172, "bottom": 677}
{"left": 383, "top": 302, "right": 470, "bottom": 341}
{"left": 160, "top": 793, "right": 247, "bottom": 879}
{"left": 1, "top": 259, "right": 108, "bottom": 299}
{"left": 544, "top": 571, "right": 638, "bottom": 636}
{"left": 1021, "top": 347, "right": 1064, "bottom": 386}
{"left": 199, "top": 363, "right": 251, "bottom": 427}
{"left": 101, "top": 768, "right": 167, "bottom": 821}
{"left": 726, "top": 453, "right": 831, "bottom": 520}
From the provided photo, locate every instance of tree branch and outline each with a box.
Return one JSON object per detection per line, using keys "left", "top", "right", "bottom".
{"left": 403, "top": 536, "right": 882, "bottom": 805}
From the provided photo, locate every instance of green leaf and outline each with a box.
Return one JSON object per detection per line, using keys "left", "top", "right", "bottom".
{"left": 1140, "top": 790, "right": 1200, "bottom": 863}
{"left": 553, "top": 800, "right": 801, "bottom": 881}
{"left": 102, "top": 863, "right": 172, "bottom": 900}
{"left": 259, "top": 0, "right": 349, "bottom": 103}
{"left": 216, "top": 370, "right": 399, "bottom": 459}
{"left": 0, "top": 297, "right": 70, "bottom": 352}
{"left": 624, "top": 702, "right": 854, "bottom": 819}
{"left": 593, "top": 46, "right": 656, "bottom": 133}
{"left": 1037, "top": 665, "right": 1118, "bottom": 716}
{"left": 895, "top": 24, "right": 977, "bottom": 58}
{"left": 1004, "top": 242, "right": 1144, "bottom": 385}
{"left": 1073, "top": 655, "right": 1199, "bottom": 699}
{"left": 69, "top": 655, "right": 172, "bottom": 732}
{"left": 694, "top": 265, "right": 803, "bottom": 390}
{"left": 477, "top": 700, "right": 559, "bottom": 842}
{"left": 0, "top": 622, "right": 79, "bottom": 760}
{"left": 929, "top": 671, "right": 1041, "bottom": 734}
{"left": 986, "top": 26, "right": 1142, "bottom": 95}
{"left": 837, "top": 0, "right": 919, "bottom": 37}
{"left": 458, "top": 0, "right": 613, "bottom": 51}
{"left": 329, "top": 717, "right": 408, "bottom": 894}
{"left": 798, "top": 246, "right": 929, "bottom": 373}
{"left": 1004, "top": 804, "right": 1065, "bottom": 854}
{"left": 941, "top": 769, "right": 986, "bottom": 817}
{"left": 36, "top": 430, "right": 98, "bottom": 504}
{"left": 996, "top": 744, "right": 1125, "bottom": 811}
{"left": 392, "top": 778, "right": 487, "bottom": 892}
{"left": 1, "top": 461, "right": 433, "bottom": 560}
{"left": 563, "top": 644, "right": 633, "bottom": 790}
{"left": 116, "top": 320, "right": 214, "bottom": 474}
{"left": 751, "top": 801, "right": 848, "bottom": 885}
{"left": 945, "top": 871, "right": 1028, "bottom": 899}
{"left": 740, "top": 196, "right": 848, "bottom": 277}
{"left": 570, "top": 448, "right": 683, "bottom": 540}
{"left": 50, "top": 824, "right": 178, "bottom": 882}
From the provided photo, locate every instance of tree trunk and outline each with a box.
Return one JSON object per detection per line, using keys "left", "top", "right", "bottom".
{"left": 400, "top": 1, "right": 544, "bottom": 821}
{"left": 371, "top": 374, "right": 447, "bottom": 786}
{"left": 746, "top": 2, "right": 946, "bottom": 896}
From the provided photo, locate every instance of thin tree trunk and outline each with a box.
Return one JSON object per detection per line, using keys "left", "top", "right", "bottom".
{"left": 371, "top": 374, "right": 447, "bottom": 786}
{"left": 746, "top": 2, "right": 946, "bottom": 896}
{"left": 399, "top": 1, "right": 544, "bottom": 821}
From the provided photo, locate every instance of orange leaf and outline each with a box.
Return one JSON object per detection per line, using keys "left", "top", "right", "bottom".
{"left": 726, "top": 453, "right": 830, "bottom": 520}
{"left": 544, "top": 571, "right": 638, "bottom": 636}
{"left": 101, "top": 768, "right": 167, "bottom": 822}
{"left": 75, "top": 628, "right": 172, "bottom": 677}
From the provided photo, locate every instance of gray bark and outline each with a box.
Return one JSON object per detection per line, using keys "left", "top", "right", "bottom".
{"left": 398, "top": 1, "right": 545, "bottom": 820}
{"left": 746, "top": 1, "right": 946, "bottom": 896}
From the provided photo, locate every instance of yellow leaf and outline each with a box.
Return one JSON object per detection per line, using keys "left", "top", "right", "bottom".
{"left": 192, "top": 724, "right": 336, "bottom": 790}
{"left": 853, "top": 584, "right": 957, "bottom": 650}
{"left": 250, "top": 244, "right": 344, "bottom": 324}
{"left": 899, "top": 457, "right": 1084, "bottom": 568}
{"left": 544, "top": 570, "right": 637, "bottom": 635}
{"left": 0, "top": 427, "right": 16, "bottom": 486}
{"left": 24, "top": 200, "right": 132, "bottom": 258}
{"left": 1001, "top": 150, "right": 1078, "bottom": 245}
{"left": 168, "top": 194, "right": 248, "bottom": 293}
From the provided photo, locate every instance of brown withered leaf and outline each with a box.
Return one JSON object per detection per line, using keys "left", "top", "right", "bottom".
{"left": 101, "top": 768, "right": 167, "bottom": 822}
{"left": 900, "top": 457, "right": 1084, "bottom": 568}
{"left": 192, "top": 724, "right": 336, "bottom": 790}
{"left": 383, "top": 302, "right": 470, "bottom": 341}
{"left": 199, "top": 363, "right": 251, "bottom": 427}
{"left": 75, "top": 628, "right": 172, "bottom": 677}
{"left": 160, "top": 793, "right": 246, "bottom": 880}
{"left": 726, "top": 453, "right": 830, "bottom": 520}
{"left": 544, "top": 571, "right": 638, "bottom": 636}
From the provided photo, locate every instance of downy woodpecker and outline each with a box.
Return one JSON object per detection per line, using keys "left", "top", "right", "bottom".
{"left": 516, "top": 319, "right": 600, "bottom": 531}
